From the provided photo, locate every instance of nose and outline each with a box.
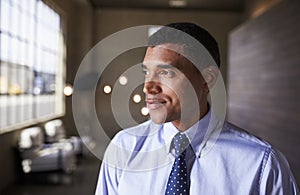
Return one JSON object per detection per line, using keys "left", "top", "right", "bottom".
{"left": 143, "top": 81, "right": 162, "bottom": 95}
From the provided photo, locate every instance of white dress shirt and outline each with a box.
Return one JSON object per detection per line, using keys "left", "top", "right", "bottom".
{"left": 95, "top": 109, "right": 299, "bottom": 195}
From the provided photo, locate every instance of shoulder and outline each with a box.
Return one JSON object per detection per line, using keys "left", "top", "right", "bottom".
{"left": 208, "top": 121, "right": 273, "bottom": 165}
{"left": 219, "top": 122, "right": 295, "bottom": 177}
{"left": 219, "top": 121, "right": 271, "bottom": 150}
{"left": 206, "top": 122, "right": 299, "bottom": 194}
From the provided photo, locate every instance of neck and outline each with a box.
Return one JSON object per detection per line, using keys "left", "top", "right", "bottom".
{"left": 172, "top": 103, "right": 208, "bottom": 131}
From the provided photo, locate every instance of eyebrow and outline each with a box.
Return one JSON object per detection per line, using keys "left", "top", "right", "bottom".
{"left": 141, "top": 63, "right": 177, "bottom": 70}
{"left": 157, "top": 64, "right": 177, "bottom": 69}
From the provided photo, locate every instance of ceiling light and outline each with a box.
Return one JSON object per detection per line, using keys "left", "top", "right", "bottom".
{"left": 169, "top": 0, "right": 187, "bottom": 7}
{"left": 133, "top": 94, "right": 142, "bottom": 103}
{"left": 103, "top": 85, "right": 112, "bottom": 94}
{"left": 64, "top": 84, "right": 73, "bottom": 96}
{"left": 119, "top": 76, "right": 128, "bottom": 85}
{"left": 141, "top": 107, "right": 149, "bottom": 116}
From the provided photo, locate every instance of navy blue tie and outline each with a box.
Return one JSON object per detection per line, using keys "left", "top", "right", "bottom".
{"left": 165, "top": 133, "right": 190, "bottom": 195}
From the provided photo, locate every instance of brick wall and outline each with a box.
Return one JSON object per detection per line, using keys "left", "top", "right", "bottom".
{"left": 228, "top": 0, "right": 300, "bottom": 186}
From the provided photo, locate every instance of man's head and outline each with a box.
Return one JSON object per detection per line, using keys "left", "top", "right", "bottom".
{"left": 148, "top": 22, "right": 220, "bottom": 68}
{"left": 143, "top": 22, "right": 220, "bottom": 130}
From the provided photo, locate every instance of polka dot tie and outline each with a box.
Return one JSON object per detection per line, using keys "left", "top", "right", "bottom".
{"left": 165, "top": 133, "right": 189, "bottom": 195}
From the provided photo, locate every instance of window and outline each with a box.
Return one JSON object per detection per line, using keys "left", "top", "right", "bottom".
{"left": 0, "top": 0, "right": 65, "bottom": 133}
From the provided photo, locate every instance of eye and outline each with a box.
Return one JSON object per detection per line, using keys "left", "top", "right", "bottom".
{"left": 159, "top": 70, "right": 176, "bottom": 78}
{"left": 142, "top": 69, "right": 150, "bottom": 76}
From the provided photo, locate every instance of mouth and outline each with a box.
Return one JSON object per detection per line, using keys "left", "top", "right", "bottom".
{"left": 146, "top": 98, "right": 167, "bottom": 110}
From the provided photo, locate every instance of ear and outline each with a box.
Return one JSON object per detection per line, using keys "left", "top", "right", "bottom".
{"left": 202, "top": 65, "right": 219, "bottom": 89}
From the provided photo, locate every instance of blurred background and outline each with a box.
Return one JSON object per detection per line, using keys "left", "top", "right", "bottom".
{"left": 0, "top": 0, "right": 299, "bottom": 194}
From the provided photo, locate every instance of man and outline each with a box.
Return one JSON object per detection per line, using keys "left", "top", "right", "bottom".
{"left": 95, "top": 23, "right": 299, "bottom": 194}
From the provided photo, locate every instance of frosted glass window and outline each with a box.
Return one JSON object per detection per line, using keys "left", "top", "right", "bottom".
{"left": 0, "top": 33, "right": 9, "bottom": 62}
{"left": 35, "top": 47, "right": 42, "bottom": 72}
{"left": 37, "top": 1, "right": 45, "bottom": 22}
{"left": 28, "top": 17, "right": 36, "bottom": 43}
{"left": 10, "top": 37, "right": 19, "bottom": 64}
{"left": 11, "top": 5, "right": 20, "bottom": 36}
{"left": 53, "top": 33, "right": 59, "bottom": 51}
{"left": 54, "top": 14, "right": 60, "bottom": 31}
{"left": 20, "top": 1, "right": 28, "bottom": 13}
{"left": 37, "top": 27, "right": 42, "bottom": 48}
{"left": 20, "top": 11, "right": 29, "bottom": 40}
{"left": 0, "top": 0, "right": 10, "bottom": 32}
{"left": 28, "top": 0, "right": 36, "bottom": 15}
{"left": 11, "top": 0, "right": 21, "bottom": 7}
{"left": 0, "top": 0, "right": 65, "bottom": 133}
{"left": 28, "top": 43, "right": 35, "bottom": 68}
{"left": 19, "top": 40, "right": 27, "bottom": 65}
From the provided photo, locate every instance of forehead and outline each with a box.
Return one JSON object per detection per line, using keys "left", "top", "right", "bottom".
{"left": 143, "top": 44, "right": 192, "bottom": 69}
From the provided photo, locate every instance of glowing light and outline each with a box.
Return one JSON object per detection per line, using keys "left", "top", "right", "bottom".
{"left": 33, "top": 87, "right": 41, "bottom": 95}
{"left": 103, "top": 85, "right": 112, "bottom": 94}
{"left": 64, "top": 84, "right": 73, "bottom": 96}
{"left": 141, "top": 107, "right": 149, "bottom": 116}
{"left": 169, "top": 0, "right": 187, "bottom": 7}
{"left": 133, "top": 94, "right": 142, "bottom": 103}
{"left": 119, "top": 76, "right": 128, "bottom": 85}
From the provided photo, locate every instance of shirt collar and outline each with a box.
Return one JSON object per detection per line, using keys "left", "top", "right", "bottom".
{"left": 162, "top": 107, "right": 212, "bottom": 157}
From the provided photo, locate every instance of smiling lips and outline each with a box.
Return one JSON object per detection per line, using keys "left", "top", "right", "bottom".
{"left": 146, "top": 97, "right": 167, "bottom": 110}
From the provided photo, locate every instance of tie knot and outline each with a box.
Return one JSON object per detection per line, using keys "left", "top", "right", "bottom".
{"left": 173, "top": 133, "right": 189, "bottom": 156}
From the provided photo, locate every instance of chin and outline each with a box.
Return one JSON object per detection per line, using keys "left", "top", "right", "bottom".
{"left": 149, "top": 111, "right": 168, "bottom": 124}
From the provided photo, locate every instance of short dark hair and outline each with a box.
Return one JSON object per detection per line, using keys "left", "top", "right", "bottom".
{"left": 148, "top": 22, "right": 220, "bottom": 68}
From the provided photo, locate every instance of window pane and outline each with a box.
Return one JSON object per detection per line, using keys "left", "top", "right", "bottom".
{"left": 53, "top": 31, "right": 59, "bottom": 51}
{"left": 10, "top": 37, "right": 20, "bottom": 64}
{"left": 28, "top": 16, "right": 36, "bottom": 44}
{"left": 11, "top": 5, "right": 20, "bottom": 36}
{"left": 35, "top": 47, "right": 42, "bottom": 72}
{"left": 0, "top": 0, "right": 10, "bottom": 32}
{"left": 0, "top": 62, "right": 9, "bottom": 94}
{"left": 54, "top": 13, "right": 60, "bottom": 32}
{"left": 37, "top": 0, "right": 45, "bottom": 23}
{"left": 28, "top": 0, "right": 36, "bottom": 15}
{"left": 20, "top": 40, "right": 27, "bottom": 65}
{"left": 0, "top": 33, "right": 9, "bottom": 62}
{"left": 20, "top": 11, "right": 29, "bottom": 41}
{"left": 20, "top": 0, "right": 28, "bottom": 13}
{"left": 11, "top": 0, "right": 21, "bottom": 7}
{"left": 28, "top": 43, "right": 35, "bottom": 68}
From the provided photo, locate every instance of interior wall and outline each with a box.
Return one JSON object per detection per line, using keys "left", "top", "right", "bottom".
{"left": 94, "top": 9, "right": 241, "bottom": 84}
{"left": 227, "top": 0, "right": 300, "bottom": 186}
{"left": 244, "top": 0, "right": 283, "bottom": 19}
{"left": 0, "top": 131, "right": 20, "bottom": 191}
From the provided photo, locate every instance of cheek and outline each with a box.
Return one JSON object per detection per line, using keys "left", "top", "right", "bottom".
{"left": 178, "top": 80, "right": 200, "bottom": 105}
{"left": 161, "top": 75, "right": 198, "bottom": 105}
{"left": 163, "top": 83, "right": 186, "bottom": 105}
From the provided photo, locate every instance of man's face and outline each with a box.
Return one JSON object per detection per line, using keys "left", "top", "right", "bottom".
{"left": 142, "top": 44, "right": 207, "bottom": 128}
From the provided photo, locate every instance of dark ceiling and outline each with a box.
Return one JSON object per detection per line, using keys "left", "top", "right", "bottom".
{"left": 89, "top": 0, "right": 245, "bottom": 12}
